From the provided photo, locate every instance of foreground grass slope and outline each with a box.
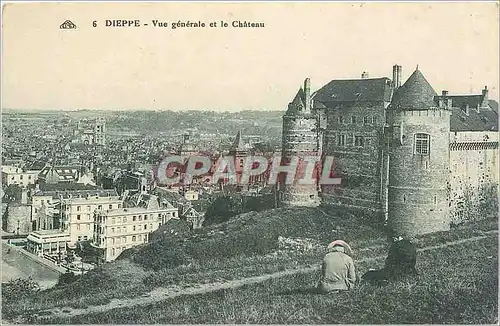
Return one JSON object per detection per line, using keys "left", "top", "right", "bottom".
{"left": 45, "top": 236, "right": 498, "bottom": 324}
{"left": 2, "top": 206, "right": 384, "bottom": 319}
{"left": 2, "top": 205, "right": 497, "bottom": 324}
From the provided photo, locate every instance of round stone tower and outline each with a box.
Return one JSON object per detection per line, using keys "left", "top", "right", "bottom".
{"left": 387, "top": 68, "right": 451, "bottom": 237}
{"left": 280, "top": 78, "right": 321, "bottom": 207}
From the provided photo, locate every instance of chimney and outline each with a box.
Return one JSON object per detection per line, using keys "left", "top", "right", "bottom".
{"left": 361, "top": 71, "right": 369, "bottom": 79}
{"left": 393, "top": 64, "right": 402, "bottom": 89}
{"left": 442, "top": 90, "right": 448, "bottom": 97}
{"left": 481, "top": 86, "right": 489, "bottom": 107}
{"left": 304, "top": 78, "right": 311, "bottom": 111}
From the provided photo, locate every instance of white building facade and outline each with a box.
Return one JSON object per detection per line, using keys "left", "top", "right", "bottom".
{"left": 92, "top": 206, "right": 178, "bottom": 262}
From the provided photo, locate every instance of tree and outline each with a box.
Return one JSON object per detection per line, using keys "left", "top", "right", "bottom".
{"left": 203, "top": 195, "right": 244, "bottom": 226}
{"left": 56, "top": 271, "right": 79, "bottom": 286}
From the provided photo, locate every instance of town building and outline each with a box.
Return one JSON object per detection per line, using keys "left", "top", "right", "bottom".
{"left": 1, "top": 165, "right": 40, "bottom": 187}
{"left": 72, "top": 118, "right": 106, "bottom": 146}
{"left": 281, "top": 65, "right": 498, "bottom": 237}
{"left": 92, "top": 203, "right": 178, "bottom": 262}
{"left": 26, "top": 229, "right": 70, "bottom": 256}
{"left": 58, "top": 189, "right": 122, "bottom": 246}
{"left": 38, "top": 165, "right": 95, "bottom": 185}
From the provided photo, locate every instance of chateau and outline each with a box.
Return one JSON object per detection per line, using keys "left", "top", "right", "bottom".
{"left": 281, "top": 65, "right": 499, "bottom": 237}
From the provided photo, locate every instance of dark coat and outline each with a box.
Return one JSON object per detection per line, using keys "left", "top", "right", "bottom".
{"left": 361, "top": 239, "right": 417, "bottom": 285}
{"left": 384, "top": 239, "right": 418, "bottom": 278}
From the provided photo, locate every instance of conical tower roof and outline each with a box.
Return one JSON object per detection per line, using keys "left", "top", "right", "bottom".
{"left": 230, "top": 131, "right": 246, "bottom": 152}
{"left": 285, "top": 88, "right": 306, "bottom": 115}
{"left": 391, "top": 68, "right": 437, "bottom": 110}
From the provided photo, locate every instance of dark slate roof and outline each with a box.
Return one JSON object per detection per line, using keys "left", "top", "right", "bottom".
{"left": 447, "top": 95, "right": 484, "bottom": 109}
{"left": 449, "top": 102, "right": 499, "bottom": 132}
{"left": 39, "top": 183, "right": 99, "bottom": 192}
{"left": 39, "top": 165, "right": 84, "bottom": 179}
{"left": 153, "top": 187, "right": 188, "bottom": 207}
{"left": 313, "top": 77, "right": 392, "bottom": 105}
{"left": 488, "top": 99, "right": 498, "bottom": 113}
{"left": 33, "top": 188, "right": 118, "bottom": 199}
{"left": 23, "top": 160, "right": 49, "bottom": 171}
{"left": 391, "top": 69, "right": 437, "bottom": 110}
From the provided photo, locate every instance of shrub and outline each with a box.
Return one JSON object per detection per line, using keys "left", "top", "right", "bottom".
{"left": 56, "top": 271, "right": 79, "bottom": 287}
{"left": 2, "top": 277, "right": 40, "bottom": 302}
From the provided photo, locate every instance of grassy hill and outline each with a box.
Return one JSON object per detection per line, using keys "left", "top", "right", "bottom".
{"left": 2, "top": 206, "right": 497, "bottom": 324}
{"left": 47, "top": 236, "right": 498, "bottom": 324}
{"left": 2, "top": 206, "right": 384, "bottom": 320}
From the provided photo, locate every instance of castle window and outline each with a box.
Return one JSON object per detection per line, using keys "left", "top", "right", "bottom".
{"left": 414, "top": 133, "right": 430, "bottom": 155}
{"left": 354, "top": 136, "right": 364, "bottom": 147}
{"left": 363, "top": 116, "right": 370, "bottom": 125}
{"left": 338, "top": 116, "right": 345, "bottom": 124}
{"left": 351, "top": 116, "right": 357, "bottom": 124}
{"left": 372, "top": 116, "right": 377, "bottom": 124}
{"left": 338, "top": 135, "right": 346, "bottom": 146}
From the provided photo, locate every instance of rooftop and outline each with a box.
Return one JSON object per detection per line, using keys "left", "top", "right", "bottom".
{"left": 313, "top": 77, "right": 392, "bottom": 105}
{"left": 449, "top": 99, "right": 499, "bottom": 132}
{"left": 391, "top": 69, "right": 437, "bottom": 110}
{"left": 97, "top": 206, "right": 175, "bottom": 216}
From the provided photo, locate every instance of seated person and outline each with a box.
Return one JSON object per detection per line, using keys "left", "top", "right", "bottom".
{"left": 384, "top": 236, "right": 418, "bottom": 279}
{"left": 317, "top": 240, "right": 356, "bottom": 293}
{"left": 361, "top": 236, "right": 418, "bottom": 284}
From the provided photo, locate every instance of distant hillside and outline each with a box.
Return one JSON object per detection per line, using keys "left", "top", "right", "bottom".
{"left": 105, "top": 110, "right": 284, "bottom": 141}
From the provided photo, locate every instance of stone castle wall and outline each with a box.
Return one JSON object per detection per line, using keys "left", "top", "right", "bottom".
{"left": 449, "top": 131, "right": 499, "bottom": 224}
{"left": 319, "top": 102, "right": 387, "bottom": 214}
{"left": 387, "top": 108, "right": 451, "bottom": 237}
{"left": 280, "top": 113, "right": 321, "bottom": 207}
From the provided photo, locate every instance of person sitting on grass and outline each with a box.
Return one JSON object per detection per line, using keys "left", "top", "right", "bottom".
{"left": 384, "top": 236, "right": 418, "bottom": 279}
{"left": 361, "top": 235, "right": 418, "bottom": 285}
{"left": 317, "top": 240, "right": 356, "bottom": 293}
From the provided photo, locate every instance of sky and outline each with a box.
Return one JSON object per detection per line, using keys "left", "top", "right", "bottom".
{"left": 2, "top": 2, "right": 499, "bottom": 111}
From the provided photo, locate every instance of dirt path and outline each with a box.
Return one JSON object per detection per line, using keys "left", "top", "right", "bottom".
{"left": 32, "top": 229, "right": 497, "bottom": 321}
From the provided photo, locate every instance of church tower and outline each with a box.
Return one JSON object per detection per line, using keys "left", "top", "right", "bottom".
{"left": 280, "top": 78, "right": 321, "bottom": 207}
{"left": 386, "top": 67, "right": 451, "bottom": 237}
{"left": 94, "top": 117, "right": 106, "bottom": 146}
